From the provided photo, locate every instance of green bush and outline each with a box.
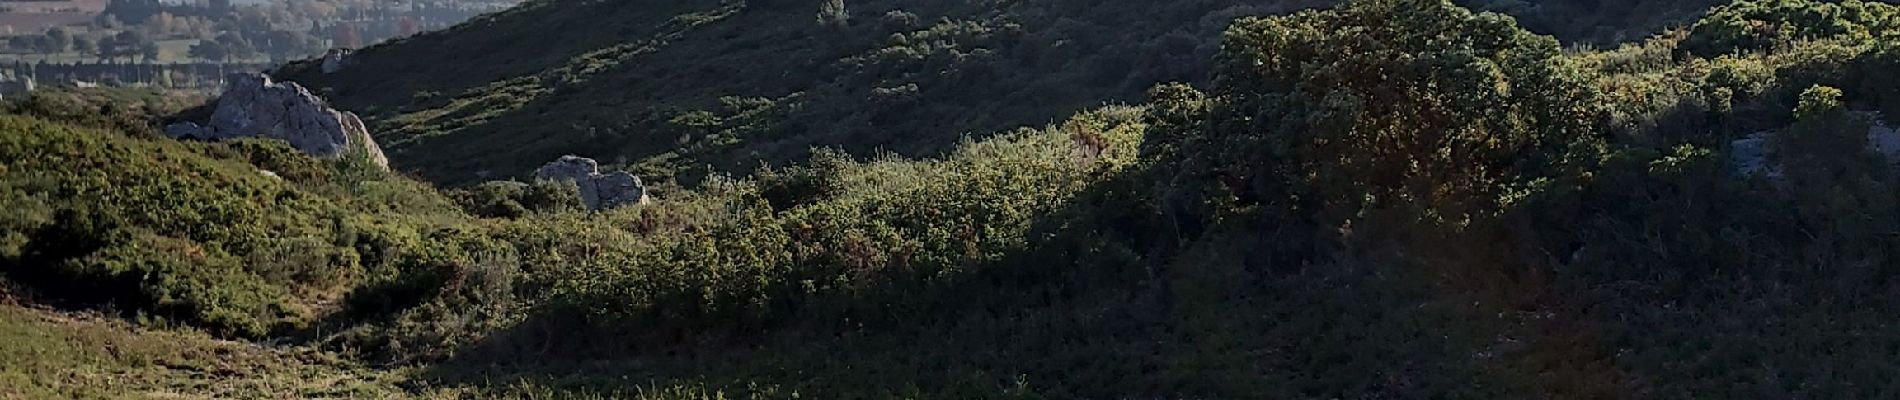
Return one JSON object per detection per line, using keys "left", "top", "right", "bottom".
{"left": 197, "top": 139, "right": 334, "bottom": 184}
{"left": 59, "top": 234, "right": 293, "bottom": 337}
{"left": 0, "top": 114, "right": 475, "bottom": 339}
{"left": 1151, "top": 0, "right": 1605, "bottom": 233}
{"left": 450, "top": 180, "right": 584, "bottom": 219}
{"left": 1683, "top": 0, "right": 1900, "bottom": 56}
{"left": 753, "top": 148, "right": 849, "bottom": 211}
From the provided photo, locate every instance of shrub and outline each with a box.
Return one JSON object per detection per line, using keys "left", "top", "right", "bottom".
{"left": 199, "top": 138, "right": 334, "bottom": 183}
{"left": 451, "top": 180, "right": 583, "bottom": 218}
{"left": 880, "top": 10, "right": 919, "bottom": 33}
{"left": 1152, "top": 0, "right": 1606, "bottom": 232}
{"left": 0, "top": 114, "right": 475, "bottom": 339}
{"left": 58, "top": 233, "right": 293, "bottom": 337}
{"left": 1683, "top": 0, "right": 1900, "bottom": 56}
{"left": 754, "top": 148, "right": 849, "bottom": 210}
{"left": 816, "top": 0, "right": 848, "bottom": 28}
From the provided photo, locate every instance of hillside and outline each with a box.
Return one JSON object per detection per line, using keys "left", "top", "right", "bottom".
{"left": 277, "top": 0, "right": 1729, "bottom": 186}
{"left": 6, "top": 0, "right": 1900, "bottom": 398}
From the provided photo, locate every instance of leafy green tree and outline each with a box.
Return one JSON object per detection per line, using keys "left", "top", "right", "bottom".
{"left": 1148, "top": 0, "right": 1605, "bottom": 231}
{"left": 100, "top": 0, "right": 162, "bottom": 25}
{"left": 1683, "top": 0, "right": 1900, "bottom": 56}
{"left": 1773, "top": 85, "right": 1896, "bottom": 236}
{"left": 5, "top": 36, "right": 32, "bottom": 52}
{"left": 1794, "top": 85, "right": 1846, "bottom": 120}
{"left": 139, "top": 41, "right": 160, "bottom": 62}
{"left": 97, "top": 30, "right": 149, "bottom": 62}
{"left": 188, "top": 38, "right": 229, "bottom": 62}
{"left": 216, "top": 32, "right": 257, "bottom": 61}
{"left": 43, "top": 28, "right": 71, "bottom": 53}
{"left": 72, "top": 36, "right": 95, "bottom": 55}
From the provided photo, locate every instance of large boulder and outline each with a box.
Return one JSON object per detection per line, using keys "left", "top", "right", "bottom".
{"left": 534, "top": 156, "right": 648, "bottom": 210}
{"left": 166, "top": 73, "right": 389, "bottom": 170}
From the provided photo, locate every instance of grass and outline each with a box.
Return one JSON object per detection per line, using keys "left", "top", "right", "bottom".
{"left": 0, "top": 302, "right": 418, "bottom": 399}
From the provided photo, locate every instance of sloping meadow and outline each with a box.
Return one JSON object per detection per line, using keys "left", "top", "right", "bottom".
{"left": 5, "top": 0, "right": 1900, "bottom": 397}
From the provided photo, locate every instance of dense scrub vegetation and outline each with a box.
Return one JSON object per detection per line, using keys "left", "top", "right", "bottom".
{"left": 8, "top": 0, "right": 1900, "bottom": 397}
{"left": 276, "top": 0, "right": 1748, "bottom": 187}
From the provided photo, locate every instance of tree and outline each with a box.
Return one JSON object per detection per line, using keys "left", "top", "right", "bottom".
{"left": 30, "top": 35, "right": 55, "bottom": 54}
{"left": 816, "top": 0, "right": 849, "bottom": 28}
{"left": 1683, "top": 0, "right": 1900, "bottom": 56}
{"left": 140, "top": 41, "right": 160, "bottom": 62}
{"left": 1147, "top": 0, "right": 1606, "bottom": 228}
{"left": 6, "top": 36, "right": 33, "bottom": 52}
{"left": 189, "top": 39, "right": 228, "bottom": 62}
{"left": 72, "top": 36, "right": 96, "bottom": 55}
{"left": 216, "top": 32, "right": 257, "bottom": 61}
{"left": 43, "top": 28, "right": 71, "bottom": 53}
{"left": 100, "top": 0, "right": 162, "bottom": 25}
{"left": 1777, "top": 85, "right": 1895, "bottom": 227}
{"left": 98, "top": 30, "right": 149, "bottom": 62}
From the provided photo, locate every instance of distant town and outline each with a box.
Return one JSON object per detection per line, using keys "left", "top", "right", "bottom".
{"left": 0, "top": 0, "right": 519, "bottom": 93}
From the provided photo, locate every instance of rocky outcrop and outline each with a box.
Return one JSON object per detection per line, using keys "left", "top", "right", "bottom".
{"left": 167, "top": 73, "right": 389, "bottom": 170}
{"left": 1729, "top": 131, "right": 1782, "bottom": 180}
{"left": 534, "top": 156, "right": 648, "bottom": 210}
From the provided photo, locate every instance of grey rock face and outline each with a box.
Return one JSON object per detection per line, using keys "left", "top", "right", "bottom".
{"left": 167, "top": 73, "right": 388, "bottom": 170}
{"left": 1868, "top": 119, "right": 1900, "bottom": 167}
{"left": 1729, "top": 131, "right": 1782, "bottom": 181}
{"left": 534, "top": 156, "right": 648, "bottom": 210}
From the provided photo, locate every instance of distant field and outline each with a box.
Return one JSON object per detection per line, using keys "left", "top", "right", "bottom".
{"left": 0, "top": 0, "right": 106, "bottom": 13}
{"left": 0, "top": 39, "right": 272, "bottom": 64}
{"left": 0, "top": 0, "right": 102, "bottom": 33}
{"left": 0, "top": 12, "right": 90, "bottom": 33}
{"left": 0, "top": 0, "right": 104, "bottom": 11}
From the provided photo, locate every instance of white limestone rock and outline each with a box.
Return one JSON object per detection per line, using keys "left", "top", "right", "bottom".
{"left": 167, "top": 73, "right": 388, "bottom": 170}
{"left": 534, "top": 156, "right": 649, "bottom": 211}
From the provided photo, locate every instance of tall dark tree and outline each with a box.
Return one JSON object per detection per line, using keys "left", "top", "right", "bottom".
{"left": 100, "top": 0, "right": 163, "bottom": 24}
{"left": 189, "top": 38, "right": 228, "bottom": 62}
{"left": 43, "top": 28, "right": 71, "bottom": 53}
